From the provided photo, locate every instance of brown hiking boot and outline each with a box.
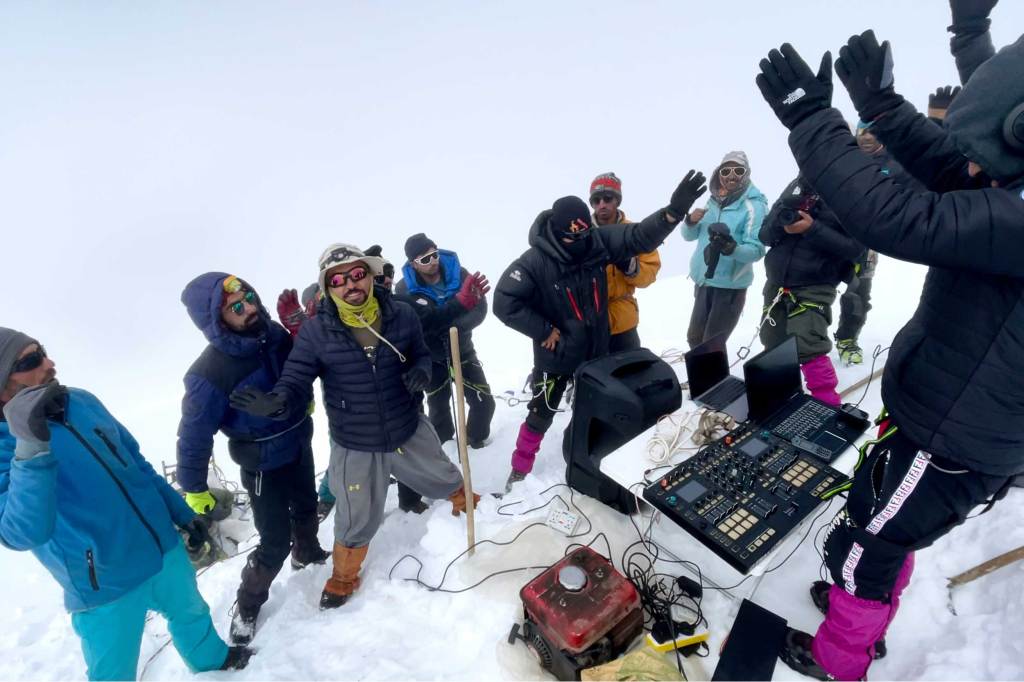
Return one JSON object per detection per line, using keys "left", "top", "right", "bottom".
{"left": 448, "top": 486, "right": 481, "bottom": 516}
{"left": 319, "top": 544, "right": 368, "bottom": 610}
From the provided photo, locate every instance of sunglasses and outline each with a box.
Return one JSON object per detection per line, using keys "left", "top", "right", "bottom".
{"left": 226, "top": 290, "right": 257, "bottom": 316}
{"left": 414, "top": 251, "right": 439, "bottom": 266}
{"left": 719, "top": 166, "right": 747, "bottom": 178}
{"left": 12, "top": 346, "right": 47, "bottom": 374}
{"left": 328, "top": 266, "right": 369, "bottom": 288}
{"left": 374, "top": 264, "right": 395, "bottom": 285}
{"left": 590, "top": 193, "right": 618, "bottom": 207}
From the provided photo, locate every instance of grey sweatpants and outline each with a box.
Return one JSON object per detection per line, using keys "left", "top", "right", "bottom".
{"left": 328, "top": 415, "right": 464, "bottom": 547}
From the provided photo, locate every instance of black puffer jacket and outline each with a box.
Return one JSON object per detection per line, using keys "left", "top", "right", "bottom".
{"left": 759, "top": 177, "right": 863, "bottom": 289}
{"left": 494, "top": 207, "right": 677, "bottom": 376}
{"left": 272, "top": 287, "right": 431, "bottom": 452}
{"left": 787, "top": 100, "right": 1024, "bottom": 475}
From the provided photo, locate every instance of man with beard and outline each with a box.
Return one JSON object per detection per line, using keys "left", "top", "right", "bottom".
{"left": 0, "top": 328, "right": 252, "bottom": 679}
{"left": 177, "top": 273, "right": 329, "bottom": 644}
{"left": 589, "top": 172, "right": 662, "bottom": 351}
{"left": 495, "top": 171, "right": 707, "bottom": 490}
{"left": 231, "top": 244, "right": 477, "bottom": 609}
{"left": 682, "top": 152, "right": 768, "bottom": 348}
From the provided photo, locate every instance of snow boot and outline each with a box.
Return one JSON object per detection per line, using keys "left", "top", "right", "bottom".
{"left": 319, "top": 544, "right": 368, "bottom": 610}
{"left": 836, "top": 338, "right": 863, "bottom": 366}
{"left": 398, "top": 482, "right": 429, "bottom": 514}
{"left": 504, "top": 469, "right": 527, "bottom": 493}
{"left": 779, "top": 628, "right": 833, "bottom": 681}
{"left": 290, "top": 517, "right": 330, "bottom": 570}
{"left": 810, "top": 581, "right": 887, "bottom": 659}
{"left": 448, "top": 486, "right": 481, "bottom": 516}
{"left": 510, "top": 423, "right": 544, "bottom": 476}
{"left": 468, "top": 437, "right": 490, "bottom": 450}
{"left": 229, "top": 605, "right": 259, "bottom": 646}
{"left": 801, "top": 355, "right": 841, "bottom": 406}
{"left": 221, "top": 645, "right": 255, "bottom": 671}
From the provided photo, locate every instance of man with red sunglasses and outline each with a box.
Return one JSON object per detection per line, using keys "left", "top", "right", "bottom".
{"left": 495, "top": 171, "right": 707, "bottom": 491}
{"left": 177, "top": 273, "right": 329, "bottom": 645}
{"left": 0, "top": 328, "right": 251, "bottom": 679}
{"left": 230, "top": 243, "right": 477, "bottom": 610}
{"left": 395, "top": 233, "right": 494, "bottom": 450}
{"left": 589, "top": 172, "right": 662, "bottom": 352}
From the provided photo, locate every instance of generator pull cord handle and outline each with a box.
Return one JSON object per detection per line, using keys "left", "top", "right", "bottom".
{"left": 449, "top": 326, "right": 476, "bottom": 555}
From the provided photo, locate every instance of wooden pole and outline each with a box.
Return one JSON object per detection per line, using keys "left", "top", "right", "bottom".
{"left": 449, "top": 327, "right": 476, "bottom": 555}
{"left": 948, "top": 545, "right": 1024, "bottom": 590}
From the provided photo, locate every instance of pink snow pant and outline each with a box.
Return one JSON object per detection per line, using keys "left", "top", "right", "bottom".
{"left": 812, "top": 554, "right": 914, "bottom": 680}
{"left": 510, "top": 423, "right": 545, "bottom": 474}
{"left": 801, "top": 354, "right": 841, "bottom": 406}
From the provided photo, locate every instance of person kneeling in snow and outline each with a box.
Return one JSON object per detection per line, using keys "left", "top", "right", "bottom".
{"left": 758, "top": 176, "right": 863, "bottom": 406}
{"left": 177, "top": 273, "right": 329, "bottom": 645}
{"left": 756, "top": 29, "right": 1024, "bottom": 681}
{"left": 0, "top": 328, "right": 251, "bottom": 680}
{"left": 231, "top": 244, "right": 477, "bottom": 610}
{"left": 494, "top": 172, "right": 707, "bottom": 492}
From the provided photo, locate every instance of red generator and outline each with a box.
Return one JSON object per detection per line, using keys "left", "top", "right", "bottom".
{"left": 508, "top": 546, "right": 643, "bottom": 680}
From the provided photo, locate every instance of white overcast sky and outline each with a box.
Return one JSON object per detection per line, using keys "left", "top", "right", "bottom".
{"left": 2, "top": 1, "right": 1022, "bottom": 456}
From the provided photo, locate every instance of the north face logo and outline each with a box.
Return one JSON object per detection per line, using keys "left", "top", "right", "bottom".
{"left": 416, "top": 299, "right": 428, "bottom": 305}
{"left": 510, "top": 270, "right": 522, "bottom": 282}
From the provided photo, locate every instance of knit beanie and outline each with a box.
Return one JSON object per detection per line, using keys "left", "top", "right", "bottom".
{"left": 589, "top": 172, "right": 622, "bottom": 200}
{"left": 549, "top": 196, "right": 593, "bottom": 236}
{"left": 0, "top": 327, "right": 38, "bottom": 395}
{"left": 404, "top": 233, "right": 437, "bottom": 261}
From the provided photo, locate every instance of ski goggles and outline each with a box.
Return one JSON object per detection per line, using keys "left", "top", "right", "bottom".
{"left": 328, "top": 265, "right": 369, "bottom": 288}
{"left": 561, "top": 218, "right": 592, "bottom": 241}
{"left": 226, "top": 290, "right": 256, "bottom": 316}
{"left": 11, "top": 346, "right": 47, "bottom": 374}
{"left": 414, "top": 251, "right": 439, "bottom": 266}
{"left": 718, "top": 166, "right": 746, "bottom": 178}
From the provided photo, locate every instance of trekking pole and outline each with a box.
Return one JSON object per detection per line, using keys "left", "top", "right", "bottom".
{"left": 448, "top": 327, "right": 476, "bottom": 555}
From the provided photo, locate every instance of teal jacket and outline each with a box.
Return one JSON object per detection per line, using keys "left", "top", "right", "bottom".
{"left": 682, "top": 183, "right": 767, "bottom": 289}
{"left": 0, "top": 388, "right": 194, "bottom": 612}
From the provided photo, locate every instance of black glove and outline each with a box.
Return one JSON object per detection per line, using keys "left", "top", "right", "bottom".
{"left": 182, "top": 517, "right": 212, "bottom": 552}
{"left": 756, "top": 44, "right": 833, "bottom": 130}
{"left": 228, "top": 388, "right": 288, "bottom": 419}
{"left": 835, "top": 30, "right": 905, "bottom": 122}
{"left": 2, "top": 382, "right": 66, "bottom": 459}
{"left": 707, "top": 223, "right": 737, "bottom": 256}
{"left": 364, "top": 244, "right": 383, "bottom": 258}
{"left": 949, "top": 0, "right": 998, "bottom": 32}
{"left": 403, "top": 367, "right": 430, "bottom": 394}
{"left": 667, "top": 170, "right": 708, "bottom": 221}
{"left": 928, "top": 85, "right": 961, "bottom": 116}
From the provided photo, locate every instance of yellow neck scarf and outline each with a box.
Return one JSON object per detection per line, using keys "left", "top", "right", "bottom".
{"left": 331, "top": 291, "right": 380, "bottom": 328}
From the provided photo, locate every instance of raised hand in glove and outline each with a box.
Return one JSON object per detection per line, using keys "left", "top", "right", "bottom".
{"left": 927, "top": 85, "right": 961, "bottom": 121}
{"left": 707, "top": 223, "right": 737, "bottom": 255}
{"left": 403, "top": 367, "right": 430, "bottom": 394}
{"left": 182, "top": 517, "right": 212, "bottom": 552}
{"left": 835, "top": 30, "right": 904, "bottom": 122}
{"left": 667, "top": 170, "right": 708, "bottom": 222}
{"left": 2, "top": 382, "right": 65, "bottom": 459}
{"left": 756, "top": 44, "right": 833, "bottom": 130}
{"left": 277, "top": 289, "right": 307, "bottom": 337}
{"left": 455, "top": 272, "right": 491, "bottom": 310}
{"left": 185, "top": 490, "right": 217, "bottom": 515}
{"left": 950, "top": 0, "right": 998, "bottom": 31}
{"left": 229, "top": 388, "right": 288, "bottom": 419}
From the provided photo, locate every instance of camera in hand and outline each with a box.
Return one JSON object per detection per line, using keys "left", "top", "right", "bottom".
{"left": 703, "top": 222, "right": 733, "bottom": 279}
{"left": 777, "top": 182, "right": 820, "bottom": 226}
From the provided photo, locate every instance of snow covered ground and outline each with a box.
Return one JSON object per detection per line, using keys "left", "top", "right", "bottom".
{"left": 2, "top": 262, "right": 1022, "bottom": 681}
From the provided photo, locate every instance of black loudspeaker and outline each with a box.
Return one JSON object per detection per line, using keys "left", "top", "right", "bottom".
{"left": 562, "top": 349, "right": 682, "bottom": 515}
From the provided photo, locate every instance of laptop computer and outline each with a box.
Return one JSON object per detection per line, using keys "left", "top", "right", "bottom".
{"left": 684, "top": 333, "right": 748, "bottom": 421}
{"left": 743, "top": 337, "right": 867, "bottom": 462}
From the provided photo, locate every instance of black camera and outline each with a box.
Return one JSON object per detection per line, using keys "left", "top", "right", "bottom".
{"left": 777, "top": 184, "right": 820, "bottom": 226}
{"left": 703, "top": 222, "right": 733, "bottom": 279}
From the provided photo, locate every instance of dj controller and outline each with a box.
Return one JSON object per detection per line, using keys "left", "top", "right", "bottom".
{"left": 643, "top": 422, "right": 849, "bottom": 573}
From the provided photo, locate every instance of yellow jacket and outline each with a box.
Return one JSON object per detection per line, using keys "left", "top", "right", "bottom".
{"left": 599, "top": 210, "right": 661, "bottom": 335}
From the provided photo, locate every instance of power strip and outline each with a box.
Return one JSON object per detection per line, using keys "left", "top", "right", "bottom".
{"left": 546, "top": 506, "right": 581, "bottom": 536}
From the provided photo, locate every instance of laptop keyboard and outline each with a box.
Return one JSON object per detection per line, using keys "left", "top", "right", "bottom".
{"left": 700, "top": 378, "right": 745, "bottom": 408}
{"left": 772, "top": 400, "right": 834, "bottom": 440}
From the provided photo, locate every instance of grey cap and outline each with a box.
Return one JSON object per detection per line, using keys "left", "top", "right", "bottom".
{"left": 0, "top": 327, "right": 38, "bottom": 394}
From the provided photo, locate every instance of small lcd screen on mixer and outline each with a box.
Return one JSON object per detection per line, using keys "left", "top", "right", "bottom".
{"left": 739, "top": 437, "right": 768, "bottom": 458}
{"left": 677, "top": 480, "right": 707, "bottom": 503}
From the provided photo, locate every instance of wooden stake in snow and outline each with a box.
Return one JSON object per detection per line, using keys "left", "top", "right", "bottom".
{"left": 449, "top": 327, "right": 476, "bottom": 555}
{"left": 946, "top": 544, "right": 1024, "bottom": 615}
